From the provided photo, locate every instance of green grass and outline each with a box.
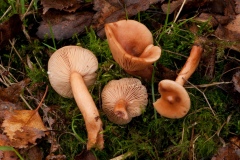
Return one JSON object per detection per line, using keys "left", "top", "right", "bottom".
{"left": 0, "top": 1, "right": 239, "bottom": 160}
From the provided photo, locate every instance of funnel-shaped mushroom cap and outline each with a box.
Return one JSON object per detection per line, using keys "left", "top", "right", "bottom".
{"left": 101, "top": 78, "right": 148, "bottom": 125}
{"left": 153, "top": 80, "right": 190, "bottom": 119}
{"left": 105, "top": 20, "right": 161, "bottom": 71}
{"left": 48, "top": 46, "right": 98, "bottom": 98}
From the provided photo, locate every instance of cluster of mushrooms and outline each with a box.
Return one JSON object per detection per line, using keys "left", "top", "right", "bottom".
{"left": 47, "top": 20, "right": 203, "bottom": 150}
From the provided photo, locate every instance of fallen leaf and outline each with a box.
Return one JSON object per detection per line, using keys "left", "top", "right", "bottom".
{"left": 1, "top": 150, "right": 18, "bottom": 160}
{"left": 12, "top": 126, "right": 46, "bottom": 148}
{"left": 161, "top": 0, "right": 208, "bottom": 14}
{"left": 225, "top": 14, "right": 240, "bottom": 33}
{"left": 0, "top": 78, "right": 30, "bottom": 103}
{"left": 40, "top": 0, "right": 81, "bottom": 14}
{"left": 236, "top": 0, "right": 240, "bottom": 14}
{"left": 161, "top": 0, "right": 184, "bottom": 14}
{"left": 214, "top": 25, "right": 240, "bottom": 51}
{"left": 211, "top": 136, "right": 240, "bottom": 160}
{"left": 194, "top": 13, "right": 231, "bottom": 27}
{"left": 0, "top": 14, "right": 22, "bottom": 48}
{"left": 0, "top": 134, "right": 18, "bottom": 160}
{"left": 25, "top": 146, "right": 43, "bottom": 160}
{"left": 74, "top": 149, "right": 97, "bottom": 160}
{"left": 36, "top": 10, "right": 93, "bottom": 40}
{"left": 92, "top": 0, "right": 160, "bottom": 38}
{"left": 1, "top": 110, "right": 47, "bottom": 148}
{"left": 223, "top": 0, "right": 236, "bottom": 16}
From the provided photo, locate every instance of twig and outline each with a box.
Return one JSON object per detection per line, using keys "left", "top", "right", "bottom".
{"left": 168, "top": 0, "right": 187, "bottom": 34}
{"left": 173, "top": 0, "right": 187, "bottom": 23}
{"left": 162, "top": 49, "right": 188, "bottom": 58}
{"left": 21, "top": 0, "right": 35, "bottom": 20}
{"left": 184, "top": 81, "right": 232, "bottom": 88}
{"left": 185, "top": 79, "right": 216, "bottom": 116}
{"left": 110, "top": 152, "right": 133, "bottom": 160}
{"left": 0, "top": 6, "right": 12, "bottom": 21}
{"left": 9, "top": 39, "right": 26, "bottom": 65}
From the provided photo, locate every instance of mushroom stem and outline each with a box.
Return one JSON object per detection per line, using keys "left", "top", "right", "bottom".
{"left": 70, "top": 71, "right": 104, "bottom": 150}
{"left": 113, "top": 99, "right": 129, "bottom": 120}
{"left": 175, "top": 44, "right": 203, "bottom": 86}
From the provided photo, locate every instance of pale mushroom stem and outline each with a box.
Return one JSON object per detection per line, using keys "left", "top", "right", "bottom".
{"left": 70, "top": 71, "right": 104, "bottom": 150}
{"left": 113, "top": 99, "right": 129, "bottom": 120}
{"left": 175, "top": 44, "right": 203, "bottom": 86}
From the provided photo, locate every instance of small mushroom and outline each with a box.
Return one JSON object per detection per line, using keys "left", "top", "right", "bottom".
{"left": 105, "top": 19, "right": 161, "bottom": 81}
{"left": 153, "top": 41, "right": 204, "bottom": 118}
{"left": 153, "top": 80, "right": 190, "bottom": 118}
{"left": 101, "top": 78, "right": 148, "bottom": 125}
{"left": 48, "top": 46, "right": 104, "bottom": 150}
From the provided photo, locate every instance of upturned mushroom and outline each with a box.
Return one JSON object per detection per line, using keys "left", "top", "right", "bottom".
{"left": 47, "top": 46, "right": 104, "bottom": 150}
{"left": 101, "top": 78, "right": 148, "bottom": 125}
{"left": 153, "top": 41, "right": 204, "bottom": 118}
{"left": 104, "top": 19, "right": 161, "bottom": 81}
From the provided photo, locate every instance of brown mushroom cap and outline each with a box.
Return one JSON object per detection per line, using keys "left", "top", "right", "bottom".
{"left": 153, "top": 79, "right": 190, "bottom": 119}
{"left": 101, "top": 78, "right": 148, "bottom": 125}
{"left": 105, "top": 20, "right": 161, "bottom": 71}
{"left": 48, "top": 46, "right": 98, "bottom": 98}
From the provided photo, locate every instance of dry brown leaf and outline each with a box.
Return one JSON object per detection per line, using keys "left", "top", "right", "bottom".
{"left": 1, "top": 150, "right": 18, "bottom": 160}
{"left": 161, "top": 0, "right": 183, "bottom": 14}
{"left": 161, "top": 0, "right": 207, "bottom": 14}
{"left": 25, "top": 146, "right": 44, "bottom": 160}
{"left": 0, "top": 134, "right": 18, "bottom": 160}
{"left": 92, "top": 0, "right": 160, "bottom": 38}
{"left": 0, "top": 78, "right": 30, "bottom": 103}
{"left": 12, "top": 126, "right": 45, "bottom": 148}
{"left": 74, "top": 149, "right": 97, "bottom": 160}
{"left": 36, "top": 10, "right": 93, "bottom": 40}
{"left": 236, "top": 0, "right": 240, "bottom": 14}
{"left": 40, "top": 0, "right": 81, "bottom": 14}
{"left": 0, "top": 14, "right": 22, "bottom": 48}
{"left": 212, "top": 136, "right": 240, "bottom": 160}
{"left": 1, "top": 110, "right": 47, "bottom": 148}
{"left": 225, "top": 14, "right": 240, "bottom": 33}
{"left": 214, "top": 25, "right": 240, "bottom": 51}
{"left": 224, "top": 0, "right": 236, "bottom": 16}
{"left": 194, "top": 13, "right": 231, "bottom": 27}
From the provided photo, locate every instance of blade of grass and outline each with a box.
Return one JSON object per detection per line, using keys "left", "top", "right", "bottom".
{"left": 20, "top": 0, "right": 25, "bottom": 14}
{"left": 151, "top": 62, "right": 157, "bottom": 120}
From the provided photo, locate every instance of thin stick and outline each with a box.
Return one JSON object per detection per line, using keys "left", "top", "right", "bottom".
{"left": 9, "top": 40, "right": 26, "bottom": 65}
{"left": 184, "top": 81, "right": 232, "bottom": 88}
{"left": 0, "top": 6, "right": 12, "bottom": 21}
{"left": 110, "top": 152, "right": 133, "bottom": 160}
{"left": 185, "top": 79, "right": 216, "bottom": 116}
{"left": 168, "top": 0, "right": 187, "bottom": 34}
{"left": 21, "top": 0, "right": 35, "bottom": 20}
{"left": 173, "top": 0, "right": 187, "bottom": 23}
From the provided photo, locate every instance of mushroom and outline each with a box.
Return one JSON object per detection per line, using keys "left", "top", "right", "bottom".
{"left": 101, "top": 78, "right": 148, "bottom": 125}
{"left": 47, "top": 46, "right": 104, "bottom": 150}
{"left": 104, "top": 19, "right": 161, "bottom": 81}
{"left": 153, "top": 80, "right": 190, "bottom": 118}
{"left": 153, "top": 41, "right": 204, "bottom": 118}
